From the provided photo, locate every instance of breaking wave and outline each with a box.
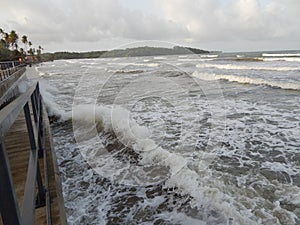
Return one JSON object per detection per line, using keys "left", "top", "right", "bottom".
{"left": 65, "top": 103, "right": 261, "bottom": 224}
{"left": 108, "top": 62, "right": 160, "bottom": 67}
{"left": 262, "top": 53, "right": 300, "bottom": 57}
{"left": 196, "top": 63, "right": 300, "bottom": 71}
{"left": 192, "top": 71, "right": 300, "bottom": 90}
{"left": 263, "top": 57, "right": 300, "bottom": 62}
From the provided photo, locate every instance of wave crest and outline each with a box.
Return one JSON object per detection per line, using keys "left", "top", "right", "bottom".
{"left": 192, "top": 71, "right": 300, "bottom": 90}
{"left": 196, "top": 63, "right": 300, "bottom": 71}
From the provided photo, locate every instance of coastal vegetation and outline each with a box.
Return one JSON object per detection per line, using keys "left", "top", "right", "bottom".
{"left": 0, "top": 27, "right": 212, "bottom": 62}
{"left": 41, "top": 51, "right": 107, "bottom": 61}
{"left": 0, "top": 27, "right": 42, "bottom": 62}
{"left": 40, "top": 46, "right": 210, "bottom": 61}
{"left": 101, "top": 46, "right": 209, "bottom": 57}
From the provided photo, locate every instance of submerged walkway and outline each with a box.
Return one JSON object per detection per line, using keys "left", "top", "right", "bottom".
{"left": 0, "top": 66, "right": 67, "bottom": 225}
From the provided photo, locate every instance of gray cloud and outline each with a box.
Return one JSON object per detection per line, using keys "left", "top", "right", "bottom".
{"left": 158, "top": 0, "right": 300, "bottom": 41}
{"left": 0, "top": 0, "right": 299, "bottom": 51}
{"left": 1, "top": 0, "right": 185, "bottom": 43}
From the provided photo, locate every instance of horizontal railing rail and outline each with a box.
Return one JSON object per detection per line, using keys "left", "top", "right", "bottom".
{"left": 0, "top": 67, "right": 26, "bottom": 109}
{"left": 0, "top": 81, "right": 52, "bottom": 225}
{"left": 0, "top": 61, "right": 26, "bottom": 82}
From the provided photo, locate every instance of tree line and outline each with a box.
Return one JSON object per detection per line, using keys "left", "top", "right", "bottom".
{"left": 101, "top": 46, "right": 210, "bottom": 58}
{"left": 0, "top": 28, "right": 43, "bottom": 62}
{"left": 41, "top": 46, "right": 211, "bottom": 61}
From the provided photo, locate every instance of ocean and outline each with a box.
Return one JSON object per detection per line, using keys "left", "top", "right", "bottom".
{"left": 34, "top": 51, "right": 300, "bottom": 225}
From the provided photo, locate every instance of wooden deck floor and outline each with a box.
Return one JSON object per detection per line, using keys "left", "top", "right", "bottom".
{"left": 1, "top": 110, "right": 66, "bottom": 225}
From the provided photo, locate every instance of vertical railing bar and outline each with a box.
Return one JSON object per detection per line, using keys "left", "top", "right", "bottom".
{"left": 24, "top": 88, "right": 46, "bottom": 212}
{"left": 41, "top": 102, "right": 52, "bottom": 225}
{"left": 21, "top": 151, "right": 37, "bottom": 225}
{"left": 30, "top": 94, "right": 38, "bottom": 124}
{"left": 22, "top": 99, "right": 46, "bottom": 224}
{"left": 35, "top": 85, "right": 46, "bottom": 206}
{"left": 31, "top": 88, "right": 44, "bottom": 158}
{"left": 37, "top": 86, "right": 52, "bottom": 224}
{"left": 35, "top": 161, "right": 45, "bottom": 207}
{"left": 0, "top": 61, "right": 24, "bottom": 83}
{"left": 21, "top": 103, "right": 38, "bottom": 225}
{"left": 37, "top": 85, "right": 44, "bottom": 158}
{"left": 0, "top": 141, "right": 22, "bottom": 225}
{"left": 24, "top": 102, "right": 36, "bottom": 150}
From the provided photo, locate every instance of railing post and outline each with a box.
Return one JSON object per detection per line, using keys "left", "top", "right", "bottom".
{"left": 24, "top": 101, "right": 46, "bottom": 204}
{"left": 36, "top": 161, "right": 46, "bottom": 208}
{"left": 38, "top": 84, "right": 44, "bottom": 138}
{"left": 31, "top": 92, "right": 38, "bottom": 123}
{"left": 0, "top": 140, "right": 22, "bottom": 225}
{"left": 31, "top": 86, "right": 44, "bottom": 158}
{"left": 23, "top": 102, "right": 45, "bottom": 217}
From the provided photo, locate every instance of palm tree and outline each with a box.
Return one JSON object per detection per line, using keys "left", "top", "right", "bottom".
{"left": 8, "top": 30, "right": 18, "bottom": 50}
{"left": 0, "top": 28, "right": 4, "bottom": 36}
{"left": 21, "top": 35, "right": 28, "bottom": 53}
{"left": 21, "top": 35, "right": 28, "bottom": 45}
{"left": 0, "top": 39, "right": 6, "bottom": 48}
{"left": 0, "top": 28, "right": 5, "bottom": 40}
{"left": 38, "top": 45, "right": 43, "bottom": 53}
{"left": 4, "top": 33, "right": 10, "bottom": 48}
{"left": 28, "top": 48, "right": 35, "bottom": 56}
{"left": 19, "top": 47, "right": 25, "bottom": 55}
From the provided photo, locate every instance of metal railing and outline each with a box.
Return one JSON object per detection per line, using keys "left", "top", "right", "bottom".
{"left": 0, "top": 61, "right": 25, "bottom": 82}
{"left": 0, "top": 82, "right": 52, "bottom": 225}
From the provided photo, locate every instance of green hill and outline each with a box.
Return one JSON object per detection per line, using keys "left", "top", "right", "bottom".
{"left": 41, "top": 46, "right": 211, "bottom": 61}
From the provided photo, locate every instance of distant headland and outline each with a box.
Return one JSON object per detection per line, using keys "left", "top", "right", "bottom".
{"left": 0, "top": 28, "right": 218, "bottom": 63}
{"left": 41, "top": 46, "right": 218, "bottom": 61}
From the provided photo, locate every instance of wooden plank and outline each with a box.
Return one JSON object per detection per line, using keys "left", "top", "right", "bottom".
{"left": 0, "top": 109, "right": 65, "bottom": 225}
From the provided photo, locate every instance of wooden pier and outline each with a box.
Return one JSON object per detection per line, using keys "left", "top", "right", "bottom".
{"left": 0, "top": 65, "right": 67, "bottom": 225}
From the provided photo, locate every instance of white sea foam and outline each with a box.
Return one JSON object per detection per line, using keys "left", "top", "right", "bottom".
{"left": 200, "top": 54, "right": 218, "bottom": 58}
{"left": 192, "top": 71, "right": 300, "bottom": 90}
{"left": 39, "top": 57, "right": 300, "bottom": 224}
{"left": 108, "top": 62, "right": 160, "bottom": 67}
{"left": 72, "top": 104, "right": 185, "bottom": 164}
{"left": 154, "top": 56, "right": 166, "bottom": 60}
{"left": 178, "top": 58, "right": 214, "bottom": 62}
{"left": 263, "top": 57, "right": 300, "bottom": 62}
{"left": 196, "top": 63, "right": 300, "bottom": 71}
{"left": 262, "top": 53, "right": 300, "bottom": 57}
{"left": 71, "top": 104, "right": 257, "bottom": 224}
{"left": 17, "top": 79, "right": 32, "bottom": 93}
{"left": 40, "top": 81, "right": 70, "bottom": 120}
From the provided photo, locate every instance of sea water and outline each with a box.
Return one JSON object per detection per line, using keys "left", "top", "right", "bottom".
{"left": 35, "top": 51, "right": 300, "bottom": 225}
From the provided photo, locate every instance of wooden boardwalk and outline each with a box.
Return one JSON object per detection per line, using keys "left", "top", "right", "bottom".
{"left": 0, "top": 67, "right": 67, "bottom": 225}
{"left": 1, "top": 109, "right": 66, "bottom": 225}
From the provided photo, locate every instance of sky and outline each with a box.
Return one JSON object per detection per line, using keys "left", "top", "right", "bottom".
{"left": 0, "top": 0, "right": 300, "bottom": 52}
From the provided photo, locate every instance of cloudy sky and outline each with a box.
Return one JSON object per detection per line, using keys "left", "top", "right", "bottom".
{"left": 1, "top": 0, "right": 299, "bottom": 52}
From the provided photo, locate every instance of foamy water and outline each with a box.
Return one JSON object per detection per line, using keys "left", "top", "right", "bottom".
{"left": 36, "top": 51, "right": 300, "bottom": 225}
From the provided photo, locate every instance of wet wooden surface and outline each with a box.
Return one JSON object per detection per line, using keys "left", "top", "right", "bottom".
{"left": 1, "top": 109, "right": 65, "bottom": 225}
